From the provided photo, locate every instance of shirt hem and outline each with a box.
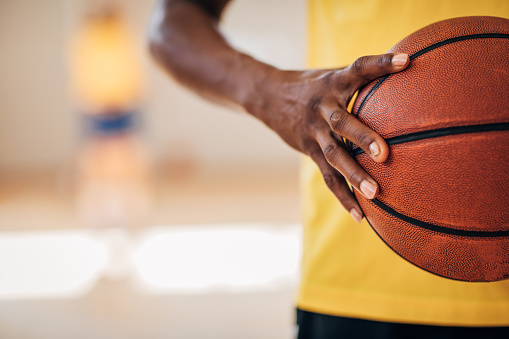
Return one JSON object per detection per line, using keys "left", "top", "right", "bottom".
{"left": 297, "top": 282, "right": 509, "bottom": 327}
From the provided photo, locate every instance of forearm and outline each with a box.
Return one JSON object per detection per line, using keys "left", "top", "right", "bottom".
{"left": 149, "top": 0, "right": 411, "bottom": 222}
{"left": 148, "top": 0, "right": 276, "bottom": 117}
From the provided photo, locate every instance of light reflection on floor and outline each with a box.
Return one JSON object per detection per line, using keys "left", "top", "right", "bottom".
{"left": 0, "top": 224, "right": 300, "bottom": 339}
{"left": 0, "top": 224, "right": 301, "bottom": 298}
{"left": 0, "top": 170, "right": 301, "bottom": 338}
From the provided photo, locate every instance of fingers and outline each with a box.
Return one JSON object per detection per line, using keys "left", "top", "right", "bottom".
{"left": 314, "top": 130, "right": 379, "bottom": 202}
{"left": 314, "top": 54, "right": 408, "bottom": 161}
{"left": 343, "top": 53, "right": 409, "bottom": 89}
{"left": 310, "top": 150, "right": 364, "bottom": 223}
{"left": 320, "top": 103, "right": 389, "bottom": 163}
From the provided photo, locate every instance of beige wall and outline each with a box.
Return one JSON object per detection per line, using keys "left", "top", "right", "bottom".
{"left": 0, "top": 0, "right": 73, "bottom": 171}
{"left": 0, "top": 0, "right": 306, "bottom": 172}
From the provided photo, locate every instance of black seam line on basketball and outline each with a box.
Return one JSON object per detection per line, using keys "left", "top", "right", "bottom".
{"left": 348, "top": 75, "right": 388, "bottom": 151}
{"left": 370, "top": 198, "right": 509, "bottom": 237}
{"left": 351, "top": 122, "right": 509, "bottom": 156}
{"left": 362, "top": 215, "right": 472, "bottom": 282}
{"left": 353, "top": 33, "right": 509, "bottom": 119}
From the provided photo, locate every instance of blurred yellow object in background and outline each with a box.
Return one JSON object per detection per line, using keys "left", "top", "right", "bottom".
{"left": 69, "top": 11, "right": 143, "bottom": 112}
{"left": 75, "top": 134, "right": 152, "bottom": 231}
{"left": 68, "top": 6, "right": 151, "bottom": 231}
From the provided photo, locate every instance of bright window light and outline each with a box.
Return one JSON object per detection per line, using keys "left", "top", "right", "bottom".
{"left": 0, "top": 224, "right": 301, "bottom": 298}
{"left": 0, "top": 231, "right": 108, "bottom": 299}
{"left": 133, "top": 224, "right": 301, "bottom": 293}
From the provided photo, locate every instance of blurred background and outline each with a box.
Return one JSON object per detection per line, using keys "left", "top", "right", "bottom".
{"left": 0, "top": 0, "right": 305, "bottom": 338}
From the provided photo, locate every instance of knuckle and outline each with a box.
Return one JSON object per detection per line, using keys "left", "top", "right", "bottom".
{"left": 349, "top": 56, "right": 371, "bottom": 82}
{"left": 322, "top": 143, "right": 337, "bottom": 158}
{"left": 334, "top": 69, "right": 353, "bottom": 90}
{"left": 377, "top": 54, "right": 392, "bottom": 70}
{"left": 308, "top": 97, "right": 321, "bottom": 115}
{"left": 351, "top": 57, "right": 366, "bottom": 74}
{"left": 353, "top": 129, "right": 374, "bottom": 148}
{"left": 322, "top": 173, "right": 337, "bottom": 189}
{"left": 347, "top": 169, "right": 363, "bottom": 187}
{"left": 329, "top": 110, "right": 348, "bottom": 132}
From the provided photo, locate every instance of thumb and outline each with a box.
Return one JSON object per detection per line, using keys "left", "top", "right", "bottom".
{"left": 344, "top": 53, "right": 409, "bottom": 89}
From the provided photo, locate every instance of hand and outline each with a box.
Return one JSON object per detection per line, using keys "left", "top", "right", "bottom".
{"left": 149, "top": 1, "right": 409, "bottom": 223}
{"left": 250, "top": 53, "right": 409, "bottom": 223}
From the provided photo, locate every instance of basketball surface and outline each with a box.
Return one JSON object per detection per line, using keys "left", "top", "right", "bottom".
{"left": 350, "top": 16, "right": 509, "bottom": 282}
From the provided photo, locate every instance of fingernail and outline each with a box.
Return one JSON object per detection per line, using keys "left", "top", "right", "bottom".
{"left": 369, "top": 142, "right": 380, "bottom": 157}
{"left": 392, "top": 54, "right": 408, "bottom": 66}
{"left": 360, "top": 180, "right": 377, "bottom": 199}
{"left": 350, "top": 208, "right": 363, "bottom": 223}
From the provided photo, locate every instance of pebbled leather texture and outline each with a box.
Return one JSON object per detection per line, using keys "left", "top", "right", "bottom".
{"left": 351, "top": 16, "right": 509, "bottom": 282}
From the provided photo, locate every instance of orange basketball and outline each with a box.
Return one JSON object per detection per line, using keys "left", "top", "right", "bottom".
{"left": 350, "top": 16, "right": 509, "bottom": 282}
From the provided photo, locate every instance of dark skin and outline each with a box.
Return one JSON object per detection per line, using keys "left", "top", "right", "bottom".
{"left": 148, "top": 0, "right": 410, "bottom": 223}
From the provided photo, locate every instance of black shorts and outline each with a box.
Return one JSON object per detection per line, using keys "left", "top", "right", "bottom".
{"left": 296, "top": 309, "right": 509, "bottom": 339}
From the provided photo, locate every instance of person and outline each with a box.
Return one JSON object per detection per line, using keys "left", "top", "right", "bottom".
{"left": 148, "top": 0, "right": 509, "bottom": 338}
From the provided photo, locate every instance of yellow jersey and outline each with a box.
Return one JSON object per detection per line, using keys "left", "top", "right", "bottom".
{"left": 300, "top": 0, "right": 509, "bottom": 326}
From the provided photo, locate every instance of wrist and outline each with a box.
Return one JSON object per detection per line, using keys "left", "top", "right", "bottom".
{"left": 233, "top": 53, "right": 279, "bottom": 122}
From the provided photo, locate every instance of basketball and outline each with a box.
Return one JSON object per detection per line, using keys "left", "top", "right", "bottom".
{"left": 350, "top": 16, "right": 509, "bottom": 282}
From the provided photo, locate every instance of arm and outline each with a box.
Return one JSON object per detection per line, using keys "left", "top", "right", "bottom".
{"left": 148, "top": 0, "right": 266, "bottom": 107}
{"left": 148, "top": 0, "right": 409, "bottom": 223}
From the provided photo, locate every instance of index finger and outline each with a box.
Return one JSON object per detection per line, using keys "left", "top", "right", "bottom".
{"left": 319, "top": 103, "right": 389, "bottom": 163}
